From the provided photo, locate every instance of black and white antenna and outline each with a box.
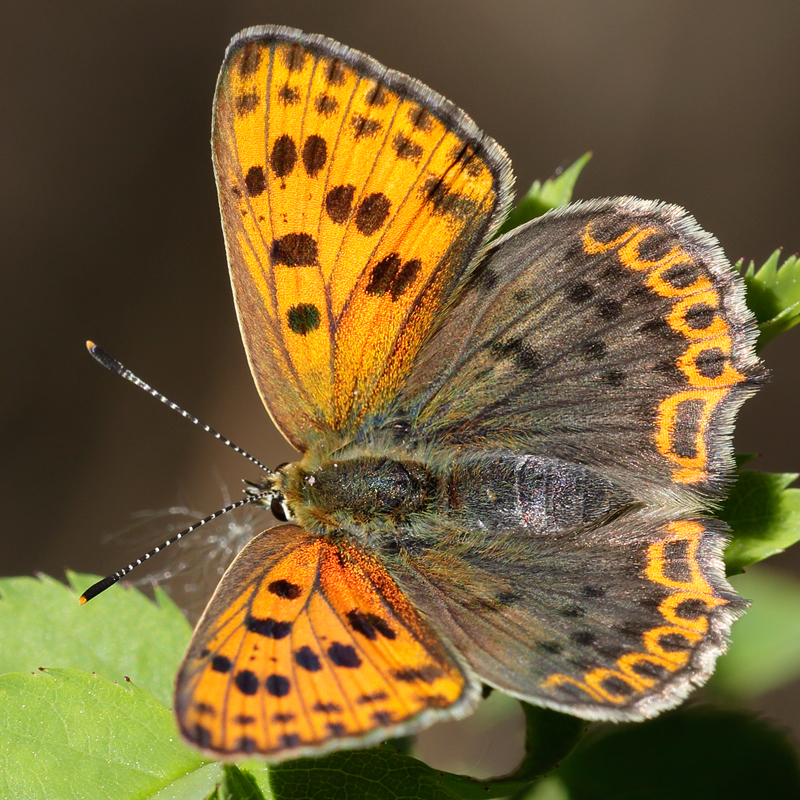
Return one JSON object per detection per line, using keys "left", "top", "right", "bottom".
{"left": 86, "top": 341, "right": 273, "bottom": 474}
{"left": 80, "top": 341, "right": 277, "bottom": 604}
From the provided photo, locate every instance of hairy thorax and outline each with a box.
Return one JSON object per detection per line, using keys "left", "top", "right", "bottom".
{"left": 277, "top": 447, "right": 634, "bottom": 552}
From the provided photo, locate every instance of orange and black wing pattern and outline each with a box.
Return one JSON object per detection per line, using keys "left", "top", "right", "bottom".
{"left": 401, "top": 200, "right": 763, "bottom": 499}
{"left": 213, "top": 26, "right": 513, "bottom": 449}
{"left": 174, "top": 524, "right": 477, "bottom": 761}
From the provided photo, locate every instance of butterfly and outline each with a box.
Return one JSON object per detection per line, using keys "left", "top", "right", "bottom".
{"left": 171, "top": 25, "right": 764, "bottom": 761}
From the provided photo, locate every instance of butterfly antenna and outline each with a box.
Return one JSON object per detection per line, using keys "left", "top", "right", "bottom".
{"left": 79, "top": 491, "right": 270, "bottom": 604}
{"left": 86, "top": 341, "right": 273, "bottom": 475}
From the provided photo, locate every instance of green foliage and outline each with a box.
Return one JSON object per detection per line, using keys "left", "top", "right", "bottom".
{"left": 742, "top": 250, "right": 800, "bottom": 349}
{"left": 497, "top": 153, "right": 592, "bottom": 235}
{"left": 551, "top": 707, "right": 800, "bottom": 799}
{"left": 0, "top": 571, "right": 191, "bottom": 708}
{"left": 4, "top": 561, "right": 800, "bottom": 798}
{"left": 714, "top": 567, "right": 800, "bottom": 698}
{"left": 217, "top": 766, "right": 269, "bottom": 800}
{"left": 722, "top": 469, "right": 800, "bottom": 574}
{"left": 3, "top": 161, "right": 799, "bottom": 798}
{"left": 0, "top": 669, "right": 207, "bottom": 800}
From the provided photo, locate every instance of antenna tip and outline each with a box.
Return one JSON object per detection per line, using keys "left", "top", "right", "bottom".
{"left": 80, "top": 574, "right": 119, "bottom": 603}
{"left": 86, "top": 342, "right": 124, "bottom": 373}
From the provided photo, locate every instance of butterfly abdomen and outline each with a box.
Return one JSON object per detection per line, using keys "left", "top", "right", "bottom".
{"left": 445, "top": 454, "right": 635, "bottom": 533}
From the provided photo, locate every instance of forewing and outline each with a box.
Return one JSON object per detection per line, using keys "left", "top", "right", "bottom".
{"left": 399, "top": 199, "right": 764, "bottom": 500}
{"left": 175, "top": 524, "right": 477, "bottom": 761}
{"left": 213, "top": 26, "right": 513, "bottom": 449}
{"left": 389, "top": 511, "right": 743, "bottom": 721}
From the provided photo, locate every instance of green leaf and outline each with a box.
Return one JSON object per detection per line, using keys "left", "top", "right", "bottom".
{"left": 267, "top": 748, "right": 467, "bottom": 799}
{"left": 267, "top": 704, "right": 583, "bottom": 800}
{"left": 523, "top": 776, "right": 571, "bottom": 800}
{"left": 742, "top": 250, "right": 800, "bottom": 349}
{"left": 498, "top": 153, "right": 592, "bottom": 235}
{"left": 149, "top": 763, "right": 225, "bottom": 800}
{"left": 555, "top": 707, "right": 800, "bottom": 800}
{"left": 721, "top": 469, "right": 800, "bottom": 574}
{"left": 0, "top": 668, "right": 207, "bottom": 800}
{"left": 0, "top": 572, "right": 192, "bottom": 708}
{"left": 713, "top": 566, "right": 800, "bottom": 698}
{"left": 220, "top": 764, "right": 268, "bottom": 800}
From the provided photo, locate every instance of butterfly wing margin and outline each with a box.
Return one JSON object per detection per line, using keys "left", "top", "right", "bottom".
{"left": 175, "top": 523, "right": 478, "bottom": 761}
{"left": 213, "top": 26, "right": 514, "bottom": 449}
{"left": 386, "top": 511, "right": 743, "bottom": 721}
{"left": 398, "top": 198, "right": 764, "bottom": 501}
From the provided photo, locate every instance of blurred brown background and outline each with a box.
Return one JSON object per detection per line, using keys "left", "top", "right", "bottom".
{"left": 2, "top": 0, "right": 799, "bottom": 771}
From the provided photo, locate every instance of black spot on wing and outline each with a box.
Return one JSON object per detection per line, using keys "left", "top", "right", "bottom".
{"left": 238, "top": 43, "right": 261, "bottom": 76}
{"left": 280, "top": 733, "right": 301, "bottom": 748}
{"left": 392, "top": 665, "right": 442, "bottom": 684}
{"left": 408, "top": 106, "right": 433, "bottom": 132}
{"left": 287, "top": 303, "right": 321, "bottom": 335}
{"left": 272, "top": 233, "right": 318, "bottom": 266}
{"left": 357, "top": 692, "right": 389, "bottom": 704}
{"left": 365, "top": 82, "right": 388, "bottom": 106}
{"left": 393, "top": 132, "right": 423, "bottom": 162}
{"left": 302, "top": 135, "right": 328, "bottom": 177}
{"left": 265, "top": 674, "right": 291, "bottom": 697}
{"left": 325, "top": 59, "right": 347, "bottom": 85}
{"left": 328, "top": 642, "right": 362, "bottom": 668}
{"left": 351, "top": 114, "right": 382, "bottom": 140}
{"left": 567, "top": 281, "right": 595, "bottom": 303}
{"left": 282, "top": 43, "right": 306, "bottom": 72}
{"left": 355, "top": 193, "right": 391, "bottom": 235}
{"left": 695, "top": 347, "right": 726, "bottom": 378}
{"left": 638, "top": 230, "right": 676, "bottom": 260}
{"left": 269, "top": 579, "right": 302, "bottom": 600}
{"left": 685, "top": 304, "right": 717, "bottom": 329}
{"left": 234, "top": 670, "right": 259, "bottom": 695}
{"left": 313, "top": 701, "right": 343, "bottom": 714}
{"left": 366, "top": 254, "right": 401, "bottom": 296}
{"left": 278, "top": 85, "right": 301, "bottom": 106}
{"left": 315, "top": 93, "right": 339, "bottom": 117}
{"left": 347, "top": 610, "right": 397, "bottom": 640}
{"left": 270, "top": 134, "right": 297, "bottom": 178}
{"left": 235, "top": 92, "right": 259, "bottom": 115}
{"left": 662, "top": 262, "right": 703, "bottom": 290}
{"left": 236, "top": 736, "right": 257, "bottom": 754}
{"left": 245, "top": 166, "right": 266, "bottom": 197}
{"left": 191, "top": 724, "right": 213, "bottom": 748}
{"left": 325, "top": 184, "right": 355, "bottom": 223}
{"left": 211, "top": 655, "right": 232, "bottom": 673}
{"left": 295, "top": 646, "right": 322, "bottom": 672}
{"left": 246, "top": 615, "right": 291, "bottom": 639}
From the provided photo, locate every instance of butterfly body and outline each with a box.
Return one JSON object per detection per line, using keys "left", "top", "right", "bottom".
{"left": 172, "top": 25, "right": 765, "bottom": 761}
{"left": 278, "top": 444, "right": 634, "bottom": 547}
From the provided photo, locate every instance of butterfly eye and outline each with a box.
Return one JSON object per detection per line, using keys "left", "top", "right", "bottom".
{"left": 270, "top": 495, "right": 293, "bottom": 522}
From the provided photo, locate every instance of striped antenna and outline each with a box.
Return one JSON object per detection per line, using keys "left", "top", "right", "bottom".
{"left": 79, "top": 493, "right": 269, "bottom": 603}
{"left": 81, "top": 341, "right": 280, "bottom": 604}
{"left": 86, "top": 341, "right": 273, "bottom": 475}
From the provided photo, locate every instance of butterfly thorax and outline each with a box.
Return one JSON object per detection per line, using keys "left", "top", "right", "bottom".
{"left": 277, "top": 450, "right": 634, "bottom": 547}
{"left": 278, "top": 456, "right": 437, "bottom": 532}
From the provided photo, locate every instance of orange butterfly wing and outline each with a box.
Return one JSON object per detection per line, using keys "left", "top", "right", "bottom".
{"left": 212, "top": 26, "right": 513, "bottom": 448}
{"left": 175, "top": 524, "right": 477, "bottom": 760}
